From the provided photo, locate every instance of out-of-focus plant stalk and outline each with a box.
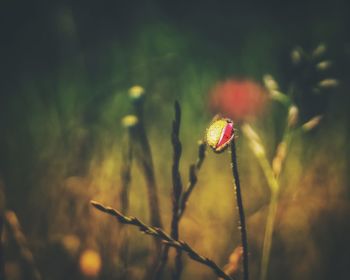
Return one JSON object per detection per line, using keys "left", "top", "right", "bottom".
{"left": 258, "top": 46, "right": 332, "bottom": 280}
{"left": 128, "top": 86, "right": 163, "bottom": 234}
{"left": 243, "top": 101, "right": 322, "bottom": 280}
{"left": 260, "top": 125, "right": 293, "bottom": 280}
{"left": 242, "top": 122, "right": 285, "bottom": 280}
{"left": 120, "top": 115, "right": 137, "bottom": 214}
{"left": 5, "top": 211, "right": 42, "bottom": 280}
{"left": 260, "top": 188, "right": 279, "bottom": 280}
{"left": 117, "top": 115, "right": 138, "bottom": 275}
{"left": 128, "top": 86, "right": 163, "bottom": 278}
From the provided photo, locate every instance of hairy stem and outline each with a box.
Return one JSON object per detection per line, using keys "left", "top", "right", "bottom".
{"left": 230, "top": 140, "right": 249, "bottom": 280}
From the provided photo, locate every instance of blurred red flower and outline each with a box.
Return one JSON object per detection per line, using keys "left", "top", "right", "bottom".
{"left": 208, "top": 79, "right": 268, "bottom": 122}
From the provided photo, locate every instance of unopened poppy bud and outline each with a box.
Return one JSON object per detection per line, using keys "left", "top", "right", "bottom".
{"left": 206, "top": 118, "right": 235, "bottom": 153}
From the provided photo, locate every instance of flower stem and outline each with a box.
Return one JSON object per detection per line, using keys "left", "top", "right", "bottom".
{"left": 230, "top": 140, "right": 249, "bottom": 280}
{"left": 260, "top": 190, "right": 279, "bottom": 280}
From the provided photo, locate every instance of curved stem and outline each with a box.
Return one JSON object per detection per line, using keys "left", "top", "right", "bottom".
{"left": 230, "top": 140, "right": 249, "bottom": 280}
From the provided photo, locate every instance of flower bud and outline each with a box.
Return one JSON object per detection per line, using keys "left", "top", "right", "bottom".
{"left": 206, "top": 118, "right": 235, "bottom": 153}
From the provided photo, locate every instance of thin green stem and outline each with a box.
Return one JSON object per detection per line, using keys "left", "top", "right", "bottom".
{"left": 260, "top": 190, "right": 279, "bottom": 280}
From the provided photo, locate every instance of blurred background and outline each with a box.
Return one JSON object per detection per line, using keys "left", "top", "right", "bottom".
{"left": 0, "top": 0, "right": 349, "bottom": 279}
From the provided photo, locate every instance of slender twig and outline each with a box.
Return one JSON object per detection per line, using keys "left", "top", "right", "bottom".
{"left": 230, "top": 140, "right": 249, "bottom": 280}
{"left": 178, "top": 141, "right": 206, "bottom": 219}
{"left": 91, "top": 200, "right": 233, "bottom": 280}
{"left": 155, "top": 140, "right": 207, "bottom": 279}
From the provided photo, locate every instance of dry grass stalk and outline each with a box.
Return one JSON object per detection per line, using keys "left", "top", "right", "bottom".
{"left": 117, "top": 115, "right": 137, "bottom": 275}
{"left": 156, "top": 139, "right": 207, "bottom": 279}
{"left": 156, "top": 103, "right": 207, "bottom": 280}
{"left": 120, "top": 115, "right": 137, "bottom": 214}
{"left": 170, "top": 101, "right": 184, "bottom": 280}
{"left": 178, "top": 141, "right": 206, "bottom": 219}
{"left": 90, "top": 200, "right": 233, "bottom": 280}
{"left": 128, "top": 86, "right": 163, "bottom": 277}
{"left": 247, "top": 65, "right": 326, "bottom": 280}
{"left": 130, "top": 90, "right": 163, "bottom": 230}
